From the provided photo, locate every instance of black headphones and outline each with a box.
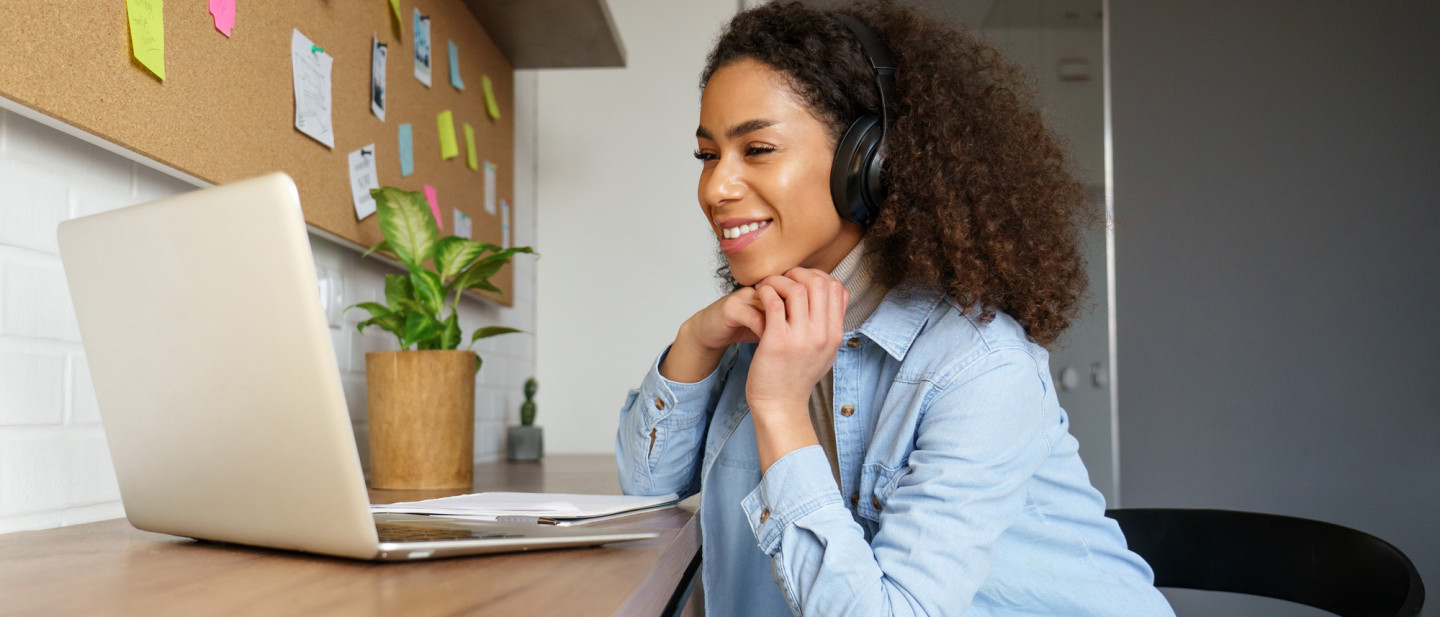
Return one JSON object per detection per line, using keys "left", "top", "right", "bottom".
{"left": 830, "top": 13, "right": 897, "bottom": 227}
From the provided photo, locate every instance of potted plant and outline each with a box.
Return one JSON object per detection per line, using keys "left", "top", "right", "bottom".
{"left": 348, "top": 186, "right": 532, "bottom": 489}
{"left": 507, "top": 378, "right": 542, "bottom": 461}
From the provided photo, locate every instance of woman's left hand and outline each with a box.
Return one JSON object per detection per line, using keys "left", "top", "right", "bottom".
{"left": 746, "top": 267, "right": 848, "bottom": 468}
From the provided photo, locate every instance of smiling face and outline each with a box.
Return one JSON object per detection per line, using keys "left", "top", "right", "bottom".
{"left": 696, "top": 58, "right": 864, "bottom": 287}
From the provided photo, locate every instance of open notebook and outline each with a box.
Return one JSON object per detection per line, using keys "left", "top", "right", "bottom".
{"left": 372, "top": 492, "right": 681, "bottom": 525}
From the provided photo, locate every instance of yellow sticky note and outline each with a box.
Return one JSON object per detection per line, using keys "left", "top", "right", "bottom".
{"left": 388, "top": 0, "right": 401, "bottom": 25}
{"left": 464, "top": 123, "right": 478, "bottom": 170}
{"left": 437, "top": 110, "right": 458, "bottom": 160}
{"left": 482, "top": 75, "right": 501, "bottom": 120}
{"left": 126, "top": 0, "right": 165, "bottom": 80}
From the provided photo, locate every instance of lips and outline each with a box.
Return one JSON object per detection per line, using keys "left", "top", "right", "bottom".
{"left": 717, "top": 218, "right": 771, "bottom": 254}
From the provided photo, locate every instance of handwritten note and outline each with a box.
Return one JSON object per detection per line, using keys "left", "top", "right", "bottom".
{"left": 126, "top": 0, "right": 165, "bottom": 80}
{"left": 464, "top": 123, "right": 477, "bottom": 170}
{"left": 482, "top": 75, "right": 501, "bottom": 119}
{"left": 448, "top": 40, "right": 464, "bottom": 90}
{"left": 454, "top": 209, "right": 472, "bottom": 240}
{"left": 413, "top": 9, "right": 432, "bottom": 87}
{"left": 484, "top": 161, "right": 497, "bottom": 215}
{"left": 501, "top": 199, "right": 511, "bottom": 249}
{"left": 349, "top": 145, "right": 380, "bottom": 220}
{"left": 398, "top": 123, "right": 414, "bottom": 177}
{"left": 291, "top": 29, "right": 334, "bottom": 148}
{"left": 423, "top": 185, "right": 443, "bottom": 230}
{"left": 437, "top": 110, "right": 458, "bottom": 160}
{"left": 208, "top": 0, "right": 234, "bottom": 37}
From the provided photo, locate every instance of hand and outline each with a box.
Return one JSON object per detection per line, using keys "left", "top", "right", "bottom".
{"left": 746, "top": 267, "right": 848, "bottom": 417}
{"left": 659, "top": 287, "right": 767, "bottom": 383}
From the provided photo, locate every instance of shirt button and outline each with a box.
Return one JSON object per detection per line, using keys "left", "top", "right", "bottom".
{"left": 872, "top": 496, "right": 883, "bottom": 511}
{"left": 850, "top": 493, "right": 860, "bottom": 507}
{"left": 846, "top": 337, "right": 861, "bottom": 348}
{"left": 654, "top": 397, "right": 665, "bottom": 410}
{"left": 760, "top": 508, "right": 770, "bottom": 523}
{"left": 840, "top": 404, "right": 855, "bottom": 417}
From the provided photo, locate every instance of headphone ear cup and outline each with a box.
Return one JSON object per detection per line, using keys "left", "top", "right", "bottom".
{"left": 830, "top": 115, "right": 886, "bottom": 225}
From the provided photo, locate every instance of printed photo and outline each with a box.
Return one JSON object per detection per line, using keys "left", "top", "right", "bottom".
{"left": 370, "top": 37, "right": 387, "bottom": 121}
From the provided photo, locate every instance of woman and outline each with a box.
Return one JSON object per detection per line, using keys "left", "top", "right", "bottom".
{"left": 616, "top": 2, "right": 1174, "bottom": 615}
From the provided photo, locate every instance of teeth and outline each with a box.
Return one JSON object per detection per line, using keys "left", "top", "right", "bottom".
{"left": 721, "top": 220, "right": 768, "bottom": 240}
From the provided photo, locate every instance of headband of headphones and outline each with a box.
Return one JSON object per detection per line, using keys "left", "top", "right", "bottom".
{"left": 832, "top": 13, "right": 897, "bottom": 134}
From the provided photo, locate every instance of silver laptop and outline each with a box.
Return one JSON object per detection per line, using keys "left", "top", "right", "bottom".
{"left": 56, "top": 172, "right": 656, "bottom": 561}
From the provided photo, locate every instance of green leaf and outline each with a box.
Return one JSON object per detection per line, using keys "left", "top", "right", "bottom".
{"left": 402, "top": 312, "right": 442, "bottom": 349}
{"left": 469, "top": 326, "right": 522, "bottom": 349}
{"left": 372, "top": 186, "right": 439, "bottom": 269}
{"left": 433, "top": 237, "right": 487, "bottom": 281}
{"left": 346, "top": 302, "right": 393, "bottom": 320}
{"left": 409, "top": 269, "right": 444, "bottom": 316}
{"left": 384, "top": 274, "right": 414, "bottom": 309}
{"left": 361, "top": 239, "right": 391, "bottom": 260}
{"left": 439, "top": 312, "right": 461, "bottom": 350}
{"left": 357, "top": 310, "right": 405, "bottom": 339}
{"left": 474, "top": 354, "right": 483, "bottom": 375}
{"left": 450, "top": 246, "right": 532, "bottom": 296}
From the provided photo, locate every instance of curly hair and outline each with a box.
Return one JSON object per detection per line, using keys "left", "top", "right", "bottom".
{"left": 701, "top": 0, "right": 1091, "bottom": 346}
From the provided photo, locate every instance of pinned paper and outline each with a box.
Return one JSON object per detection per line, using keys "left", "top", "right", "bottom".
{"left": 437, "top": 110, "right": 458, "bottom": 159}
{"left": 500, "top": 199, "right": 511, "bottom": 249}
{"left": 388, "top": 0, "right": 401, "bottom": 29}
{"left": 412, "top": 9, "right": 432, "bottom": 87}
{"left": 370, "top": 37, "right": 388, "bottom": 121}
{"left": 398, "top": 123, "right": 414, "bottom": 177}
{"left": 126, "top": 0, "right": 165, "bottom": 80}
{"left": 423, "top": 185, "right": 443, "bottom": 230}
{"left": 448, "top": 40, "right": 464, "bottom": 90}
{"left": 483, "top": 161, "right": 497, "bottom": 214}
{"left": 348, "top": 145, "right": 380, "bottom": 220}
{"left": 208, "top": 0, "right": 235, "bottom": 37}
{"left": 291, "top": 29, "right": 334, "bottom": 148}
{"left": 454, "top": 208, "right": 472, "bottom": 240}
{"left": 464, "top": 123, "right": 477, "bottom": 170}
{"left": 482, "top": 75, "right": 501, "bottom": 119}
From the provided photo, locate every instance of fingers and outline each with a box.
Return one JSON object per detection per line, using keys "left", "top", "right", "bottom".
{"left": 757, "top": 275, "right": 808, "bottom": 325}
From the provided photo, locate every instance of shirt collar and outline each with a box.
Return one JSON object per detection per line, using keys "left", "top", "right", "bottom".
{"left": 855, "top": 287, "right": 945, "bottom": 361}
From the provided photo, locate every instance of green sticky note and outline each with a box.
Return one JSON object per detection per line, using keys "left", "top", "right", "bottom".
{"left": 126, "top": 0, "right": 165, "bottom": 80}
{"left": 464, "top": 123, "right": 478, "bottom": 170}
{"left": 437, "top": 110, "right": 458, "bottom": 160}
{"left": 482, "top": 75, "right": 500, "bottom": 119}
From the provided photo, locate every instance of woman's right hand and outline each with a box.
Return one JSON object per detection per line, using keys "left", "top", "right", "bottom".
{"left": 659, "top": 287, "right": 766, "bottom": 383}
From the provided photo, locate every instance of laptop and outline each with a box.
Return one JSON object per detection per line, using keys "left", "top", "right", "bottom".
{"left": 56, "top": 172, "right": 657, "bottom": 560}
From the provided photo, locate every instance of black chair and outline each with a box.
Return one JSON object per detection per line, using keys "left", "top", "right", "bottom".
{"left": 1106, "top": 508, "right": 1425, "bottom": 617}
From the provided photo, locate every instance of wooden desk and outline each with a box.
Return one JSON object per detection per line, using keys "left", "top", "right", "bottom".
{"left": 0, "top": 455, "right": 700, "bottom": 617}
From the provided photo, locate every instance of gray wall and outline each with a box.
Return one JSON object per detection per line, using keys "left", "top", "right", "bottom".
{"left": 1110, "top": 1, "right": 1440, "bottom": 614}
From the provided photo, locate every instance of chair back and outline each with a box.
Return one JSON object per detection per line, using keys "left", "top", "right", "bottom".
{"left": 1107, "top": 508, "right": 1424, "bottom": 617}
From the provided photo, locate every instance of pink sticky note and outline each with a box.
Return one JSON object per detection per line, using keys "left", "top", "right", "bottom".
{"left": 209, "top": 0, "right": 235, "bottom": 37}
{"left": 423, "top": 185, "right": 444, "bottom": 230}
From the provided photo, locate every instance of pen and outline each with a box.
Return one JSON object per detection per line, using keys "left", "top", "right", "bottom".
{"left": 496, "top": 515, "right": 560, "bottom": 525}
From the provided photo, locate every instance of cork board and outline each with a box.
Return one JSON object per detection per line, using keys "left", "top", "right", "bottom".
{"left": 0, "top": 0, "right": 516, "bottom": 304}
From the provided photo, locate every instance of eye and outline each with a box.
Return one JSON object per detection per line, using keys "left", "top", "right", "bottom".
{"left": 693, "top": 149, "right": 717, "bottom": 162}
{"left": 745, "top": 145, "right": 776, "bottom": 157}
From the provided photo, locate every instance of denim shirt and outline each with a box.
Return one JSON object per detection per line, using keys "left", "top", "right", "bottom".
{"left": 616, "top": 288, "right": 1175, "bottom": 617}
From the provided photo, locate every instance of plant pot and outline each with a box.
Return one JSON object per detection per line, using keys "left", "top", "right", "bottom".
{"left": 507, "top": 425, "right": 543, "bottom": 461}
{"left": 366, "top": 350, "right": 476, "bottom": 489}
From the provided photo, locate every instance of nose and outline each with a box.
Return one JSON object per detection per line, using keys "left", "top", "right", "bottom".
{"left": 698, "top": 154, "right": 745, "bottom": 209}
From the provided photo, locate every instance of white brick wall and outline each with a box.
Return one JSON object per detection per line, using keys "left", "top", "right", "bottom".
{"left": 0, "top": 104, "right": 538, "bottom": 534}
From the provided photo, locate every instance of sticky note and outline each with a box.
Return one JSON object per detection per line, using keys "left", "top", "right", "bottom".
{"left": 500, "top": 199, "right": 511, "bottom": 249}
{"left": 437, "top": 110, "right": 458, "bottom": 160}
{"left": 369, "top": 37, "right": 388, "bottom": 121}
{"left": 484, "top": 161, "right": 497, "bottom": 214}
{"left": 454, "top": 209, "right": 472, "bottom": 240}
{"left": 423, "top": 185, "right": 443, "bottom": 229}
{"left": 388, "top": 0, "right": 401, "bottom": 28}
{"left": 291, "top": 29, "right": 335, "bottom": 148}
{"left": 398, "top": 123, "right": 414, "bottom": 177}
{"left": 464, "top": 123, "right": 477, "bottom": 170}
{"left": 348, "top": 145, "right": 380, "bottom": 220}
{"left": 482, "top": 75, "right": 501, "bottom": 119}
{"left": 126, "top": 0, "right": 165, "bottom": 80}
{"left": 448, "top": 40, "right": 464, "bottom": 90}
{"left": 208, "top": 0, "right": 234, "bottom": 37}
{"left": 413, "top": 9, "right": 432, "bottom": 87}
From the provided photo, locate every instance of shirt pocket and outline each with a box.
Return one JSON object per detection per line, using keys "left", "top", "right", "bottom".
{"left": 857, "top": 462, "right": 907, "bottom": 521}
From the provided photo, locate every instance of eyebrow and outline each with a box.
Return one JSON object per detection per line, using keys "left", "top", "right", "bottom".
{"left": 695, "top": 118, "right": 780, "bottom": 141}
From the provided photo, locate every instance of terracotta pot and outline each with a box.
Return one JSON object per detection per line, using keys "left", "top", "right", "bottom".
{"left": 365, "top": 350, "right": 476, "bottom": 489}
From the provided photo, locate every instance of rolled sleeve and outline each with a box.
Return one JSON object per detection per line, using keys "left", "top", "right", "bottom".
{"left": 741, "top": 445, "right": 845, "bottom": 555}
{"left": 616, "top": 345, "right": 729, "bottom": 499}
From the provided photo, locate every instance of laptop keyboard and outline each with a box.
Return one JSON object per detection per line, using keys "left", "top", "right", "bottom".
{"left": 375, "top": 521, "right": 524, "bottom": 543}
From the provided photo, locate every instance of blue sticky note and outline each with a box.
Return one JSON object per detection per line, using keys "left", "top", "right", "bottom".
{"left": 398, "top": 123, "right": 415, "bottom": 177}
{"left": 448, "top": 40, "right": 464, "bottom": 90}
